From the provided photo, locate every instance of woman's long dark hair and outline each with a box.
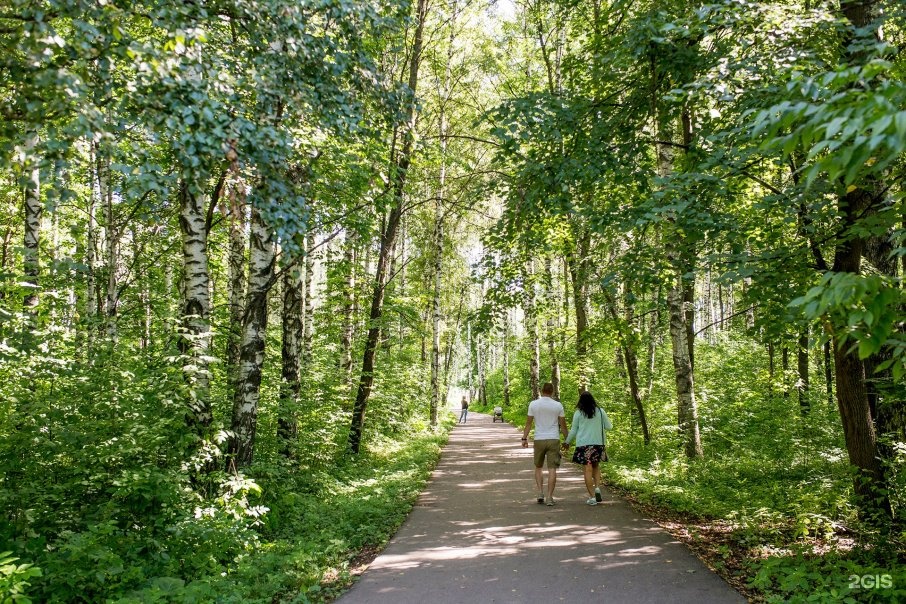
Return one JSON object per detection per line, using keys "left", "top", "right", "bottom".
{"left": 577, "top": 391, "right": 598, "bottom": 419}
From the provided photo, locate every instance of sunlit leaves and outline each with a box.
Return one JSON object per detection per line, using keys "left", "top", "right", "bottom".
{"left": 749, "top": 42, "right": 906, "bottom": 188}
{"left": 791, "top": 272, "right": 906, "bottom": 380}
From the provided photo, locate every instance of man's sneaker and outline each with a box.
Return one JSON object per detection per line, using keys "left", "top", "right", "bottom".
{"left": 545, "top": 496, "right": 554, "bottom": 506}
{"left": 586, "top": 497, "right": 598, "bottom": 506}
{"left": 537, "top": 493, "right": 545, "bottom": 504}
{"left": 595, "top": 488, "right": 603, "bottom": 502}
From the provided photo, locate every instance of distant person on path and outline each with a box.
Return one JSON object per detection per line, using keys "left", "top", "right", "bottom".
{"left": 459, "top": 396, "right": 469, "bottom": 423}
{"left": 564, "top": 391, "right": 613, "bottom": 506}
{"left": 521, "top": 382, "right": 568, "bottom": 506}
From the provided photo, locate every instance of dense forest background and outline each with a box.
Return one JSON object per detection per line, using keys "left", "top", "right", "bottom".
{"left": 1, "top": 0, "right": 905, "bottom": 602}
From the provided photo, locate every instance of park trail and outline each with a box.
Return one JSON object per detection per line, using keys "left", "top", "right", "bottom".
{"left": 337, "top": 410, "right": 746, "bottom": 604}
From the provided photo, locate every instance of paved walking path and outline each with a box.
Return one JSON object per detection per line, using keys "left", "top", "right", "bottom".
{"left": 338, "top": 412, "right": 745, "bottom": 603}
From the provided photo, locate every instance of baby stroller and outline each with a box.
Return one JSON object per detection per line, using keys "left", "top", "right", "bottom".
{"left": 492, "top": 406, "right": 504, "bottom": 422}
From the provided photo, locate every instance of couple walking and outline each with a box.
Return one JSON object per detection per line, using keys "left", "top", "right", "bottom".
{"left": 521, "top": 382, "right": 612, "bottom": 506}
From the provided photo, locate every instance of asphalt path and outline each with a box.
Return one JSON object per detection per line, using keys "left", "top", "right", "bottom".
{"left": 337, "top": 411, "right": 746, "bottom": 604}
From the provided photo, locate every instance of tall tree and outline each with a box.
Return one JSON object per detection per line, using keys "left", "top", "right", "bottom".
{"left": 348, "top": 0, "right": 429, "bottom": 453}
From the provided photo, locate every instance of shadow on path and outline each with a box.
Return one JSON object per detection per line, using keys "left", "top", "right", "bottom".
{"left": 337, "top": 413, "right": 745, "bottom": 604}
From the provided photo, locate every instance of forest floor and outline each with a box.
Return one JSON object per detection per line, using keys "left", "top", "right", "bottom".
{"left": 333, "top": 411, "right": 745, "bottom": 603}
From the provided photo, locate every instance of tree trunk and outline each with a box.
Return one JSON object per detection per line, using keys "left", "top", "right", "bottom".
{"left": 646, "top": 286, "right": 661, "bottom": 398}
{"left": 278, "top": 262, "right": 303, "bottom": 455}
{"left": 429, "top": 197, "right": 444, "bottom": 427}
{"left": 229, "top": 205, "right": 276, "bottom": 468}
{"left": 347, "top": 0, "right": 427, "bottom": 453}
{"left": 340, "top": 231, "right": 356, "bottom": 383}
{"left": 99, "top": 151, "right": 119, "bottom": 344}
{"left": 669, "top": 283, "right": 702, "bottom": 458}
{"left": 178, "top": 180, "right": 213, "bottom": 432}
{"left": 566, "top": 228, "right": 591, "bottom": 390}
{"left": 503, "top": 311, "right": 511, "bottom": 407}
{"left": 524, "top": 259, "right": 540, "bottom": 400}
{"left": 226, "top": 173, "right": 247, "bottom": 398}
{"left": 604, "top": 289, "right": 651, "bottom": 445}
{"left": 863, "top": 221, "right": 903, "bottom": 447}
{"left": 22, "top": 132, "right": 41, "bottom": 316}
{"left": 831, "top": 186, "right": 889, "bottom": 514}
{"left": 545, "top": 257, "right": 560, "bottom": 400}
{"left": 83, "top": 143, "right": 100, "bottom": 351}
{"left": 782, "top": 345, "right": 790, "bottom": 398}
{"left": 303, "top": 231, "right": 314, "bottom": 366}
{"left": 798, "top": 329, "right": 810, "bottom": 415}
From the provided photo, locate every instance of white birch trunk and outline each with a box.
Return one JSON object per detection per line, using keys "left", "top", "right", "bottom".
{"left": 229, "top": 205, "right": 276, "bottom": 467}
{"left": 226, "top": 175, "right": 247, "bottom": 397}
{"left": 178, "top": 180, "right": 213, "bottom": 431}
{"left": 669, "top": 280, "right": 703, "bottom": 457}
{"left": 100, "top": 151, "right": 119, "bottom": 344}
{"left": 22, "top": 132, "right": 41, "bottom": 315}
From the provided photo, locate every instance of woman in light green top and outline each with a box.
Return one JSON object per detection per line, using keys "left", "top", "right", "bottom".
{"left": 564, "top": 391, "right": 613, "bottom": 506}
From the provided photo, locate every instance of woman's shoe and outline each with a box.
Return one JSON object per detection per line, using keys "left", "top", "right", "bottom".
{"left": 586, "top": 498, "right": 598, "bottom": 506}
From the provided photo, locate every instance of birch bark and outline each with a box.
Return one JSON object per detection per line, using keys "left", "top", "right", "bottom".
{"left": 178, "top": 180, "right": 213, "bottom": 431}
{"left": 229, "top": 205, "right": 276, "bottom": 467}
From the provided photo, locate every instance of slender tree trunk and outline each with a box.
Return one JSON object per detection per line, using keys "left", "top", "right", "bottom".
{"left": 278, "top": 261, "right": 303, "bottom": 456}
{"left": 467, "top": 323, "right": 475, "bottom": 399}
{"left": 798, "top": 329, "right": 810, "bottom": 415}
{"left": 226, "top": 175, "right": 247, "bottom": 397}
{"left": 22, "top": 132, "right": 41, "bottom": 316}
{"left": 84, "top": 144, "right": 100, "bottom": 350}
{"left": 340, "top": 231, "right": 356, "bottom": 382}
{"left": 178, "top": 180, "right": 213, "bottom": 432}
{"left": 824, "top": 340, "right": 834, "bottom": 407}
{"left": 442, "top": 286, "right": 466, "bottom": 405}
{"left": 98, "top": 151, "right": 119, "bottom": 344}
{"left": 229, "top": 206, "right": 276, "bottom": 468}
{"left": 669, "top": 282, "right": 702, "bottom": 458}
{"left": 429, "top": 47, "right": 451, "bottom": 425}
{"left": 545, "top": 257, "right": 560, "bottom": 400}
{"left": 347, "top": 0, "right": 428, "bottom": 453}
{"left": 429, "top": 198, "right": 444, "bottom": 427}
{"left": 782, "top": 346, "right": 790, "bottom": 398}
{"left": 623, "top": 341, "right": 651, "bottom": 445}
{"left": 646, "top": 285, "right": 661, "bottom": 398}
{"left": 604, "top": 290, "right": 651, "bottom": 444}
{"left": 524, "top": 259, "right": 540, "bottom": 400}
{"left": 566, "top": 228, "right": 591, "bottom": 390}
{"left": 503, "top": 311, "right": 511, "bottom": 407}
{"left": 303, "top": 231, "right": 314, "bottom": 366}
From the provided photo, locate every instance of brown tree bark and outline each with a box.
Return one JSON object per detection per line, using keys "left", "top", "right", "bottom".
{"left": 278, "top": 262, "right": 303, "bottom": 455}
{"left": 797, "top": 330, "right": 810, "bottom": 415}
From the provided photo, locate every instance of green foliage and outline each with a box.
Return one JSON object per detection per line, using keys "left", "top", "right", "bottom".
{"left": 0, "top": 551, "right": 41, "bottom": 604}
{"left": 748, "top": 550, "right": 906, "bottom": 604}
{"left": 792, "top": 272, "right": 906, "bottom": 380}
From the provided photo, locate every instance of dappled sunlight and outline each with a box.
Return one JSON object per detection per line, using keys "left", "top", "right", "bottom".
{"left": 340, "top": 410, "right": 745, "bottom": 603}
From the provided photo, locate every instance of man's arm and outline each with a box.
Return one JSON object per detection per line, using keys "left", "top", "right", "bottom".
{"left": 522, "top": 416, "right": 533, "bottom": 448}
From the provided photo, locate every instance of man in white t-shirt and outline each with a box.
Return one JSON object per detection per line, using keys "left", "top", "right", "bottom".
{"left": 521, "top": 382, "right": 568, "bottom": 506}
